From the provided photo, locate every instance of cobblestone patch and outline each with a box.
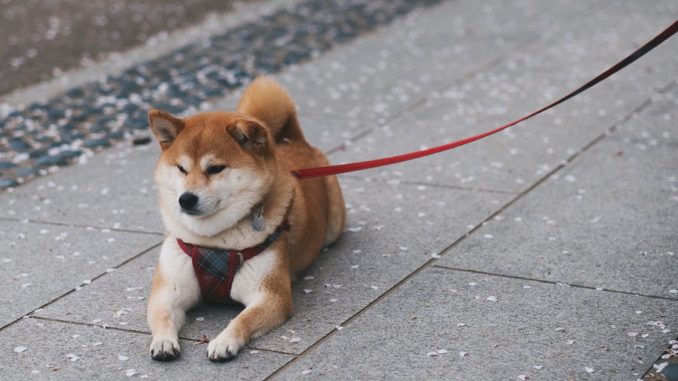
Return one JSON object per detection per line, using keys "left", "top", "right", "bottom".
{"left": 0, "top": 0, "right": 441, "bottom": 190}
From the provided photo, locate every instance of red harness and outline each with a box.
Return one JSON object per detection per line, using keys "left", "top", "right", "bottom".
{"left": 177, "top": 220, "right": 290, "bottom": 304}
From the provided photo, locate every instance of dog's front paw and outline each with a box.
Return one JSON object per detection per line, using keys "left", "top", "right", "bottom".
{"left": 207, "top": 332, "right": 245, "bottom": 362}
{"left": 150, "top": 336, "right": 180, "bottom": 361}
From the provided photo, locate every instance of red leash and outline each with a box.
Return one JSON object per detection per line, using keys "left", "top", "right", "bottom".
{"left": 292, "top": 19, "right": 678, "bottom": 179}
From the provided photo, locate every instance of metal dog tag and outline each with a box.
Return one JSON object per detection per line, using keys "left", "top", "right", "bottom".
{"left": 252, "top": 206, "right": 266, "bottom": 232}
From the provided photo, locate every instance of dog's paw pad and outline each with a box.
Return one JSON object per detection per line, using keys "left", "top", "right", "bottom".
{"left": 150, "top": 337, "right": 180, "bottom": 361}
{"left": 207, "top": 335, "right": 243, "bottom": 362}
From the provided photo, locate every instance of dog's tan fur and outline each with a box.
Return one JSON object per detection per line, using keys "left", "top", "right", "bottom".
{"left": 146, "top": 77, "right": 345, "bottom": 361}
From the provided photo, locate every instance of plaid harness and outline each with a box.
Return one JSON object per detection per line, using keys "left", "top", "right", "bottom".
{"left": 177, "top": 220, "right": 290, "bottom": 304}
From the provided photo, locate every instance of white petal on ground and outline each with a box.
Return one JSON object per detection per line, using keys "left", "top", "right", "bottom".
{"left": 653, "top": 362, "right": 668, "bottom": 372}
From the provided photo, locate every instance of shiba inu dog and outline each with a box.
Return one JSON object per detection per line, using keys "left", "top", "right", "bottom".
{"left": 145, "top": 77, "right": 345, "bottom": 361}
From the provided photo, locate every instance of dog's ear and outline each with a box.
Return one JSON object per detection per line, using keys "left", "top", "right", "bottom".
{"left": 148, "top": 109, "right": 184, "bottom": 150}
{"left": 227, "top": 119, "right": 269, "bottom": 151}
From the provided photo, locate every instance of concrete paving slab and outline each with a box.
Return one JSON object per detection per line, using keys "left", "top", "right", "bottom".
{"left": 274, "top": 0, "right": 606, "bottom": 122}
{"left": 0, "top": 219, "right": 160, "bottom": 329}
{"left": 34, "top": 177, "right": 513, "bottom": 354}
{"left": 611, "top": 85, "right": 678, "bottom": 146}
{"left": 296, "top": 115, "right": 367, "bottom": 153}
{"left": 275, "top": 267, "right": 678, "bottom": 380}
{"left": 0, "top": 318, "right": 292, "bottom": 380}
{"left": 438, "top": 136, "right": 678, "bottom": 298}
{"left": 328, "top": 0, "right": 678, "bottom": 193}
{"left": 0, "top": 144, "right": 162, "bottom": 233}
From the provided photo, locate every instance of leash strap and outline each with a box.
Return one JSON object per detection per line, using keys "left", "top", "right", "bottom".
{"left": 292, "top": 18, "right": 678, "bottom": 179}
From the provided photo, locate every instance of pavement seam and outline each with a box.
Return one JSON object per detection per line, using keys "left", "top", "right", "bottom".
{"left": 339, "top": 174, "right": 517, "bottom": 195}
{"left": 606, "top": 135, "right": 678, "bottom": 148}
{"left": 0, "top": 241, "right": 162, "bottom": 333}
{"left": 28, "top": 315, "right": 299, "bottom": 357}
{"left": 325, "top": 128, "right": 374, "bottom": 156}
{"left": 263, "top": 77, "right": 677, "bottom": 381}
{"left": 0, "top": 216, "right": 164, "bottom": 236}
{"left": 433, "top": 264, "right": 678, "bottom": 302}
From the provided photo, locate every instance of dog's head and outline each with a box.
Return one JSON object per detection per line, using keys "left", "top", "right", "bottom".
{"left": 148, "top": 110, "right": 276, "bottom": 237}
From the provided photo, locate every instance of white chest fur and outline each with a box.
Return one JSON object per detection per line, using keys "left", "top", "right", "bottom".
{"left": 230, "top": 248, "right": 278, "bottom": 305}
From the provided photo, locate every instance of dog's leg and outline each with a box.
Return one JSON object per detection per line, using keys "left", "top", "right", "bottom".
{"left": 147, "top": 239, "right": 201, "bottom": 361}
{"left": 323, "top": 174, "right": 346, "bottom": 246}
{"left": 207, "top": 248, "right": 293, "bottom": 361}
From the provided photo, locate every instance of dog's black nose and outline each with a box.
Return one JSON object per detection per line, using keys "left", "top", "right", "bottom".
{"left": 179, "top": 192, "right": 199, "bottom": 210}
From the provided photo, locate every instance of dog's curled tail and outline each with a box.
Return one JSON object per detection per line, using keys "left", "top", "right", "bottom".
{"left": 238, "top": 77, "right": 305, "bottom": 142}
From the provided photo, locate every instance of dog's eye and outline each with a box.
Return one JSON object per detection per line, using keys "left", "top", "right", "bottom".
{"left": 206, "top": 165, "right": 226, "bottom": 175}
{"left": 176, "top": 165, "right": 187, "bottom": 174}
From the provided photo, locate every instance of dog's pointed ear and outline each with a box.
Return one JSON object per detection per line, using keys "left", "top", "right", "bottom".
{"left": 148, "top": 109, "right": 184, "bottom": 150}
{"left": 227, "top": 119, "right": 269, "bottom": 151}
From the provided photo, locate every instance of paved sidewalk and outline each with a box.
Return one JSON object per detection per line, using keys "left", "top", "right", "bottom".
{"left": 1, "top": 0, "right": 677, "bottom": 380}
